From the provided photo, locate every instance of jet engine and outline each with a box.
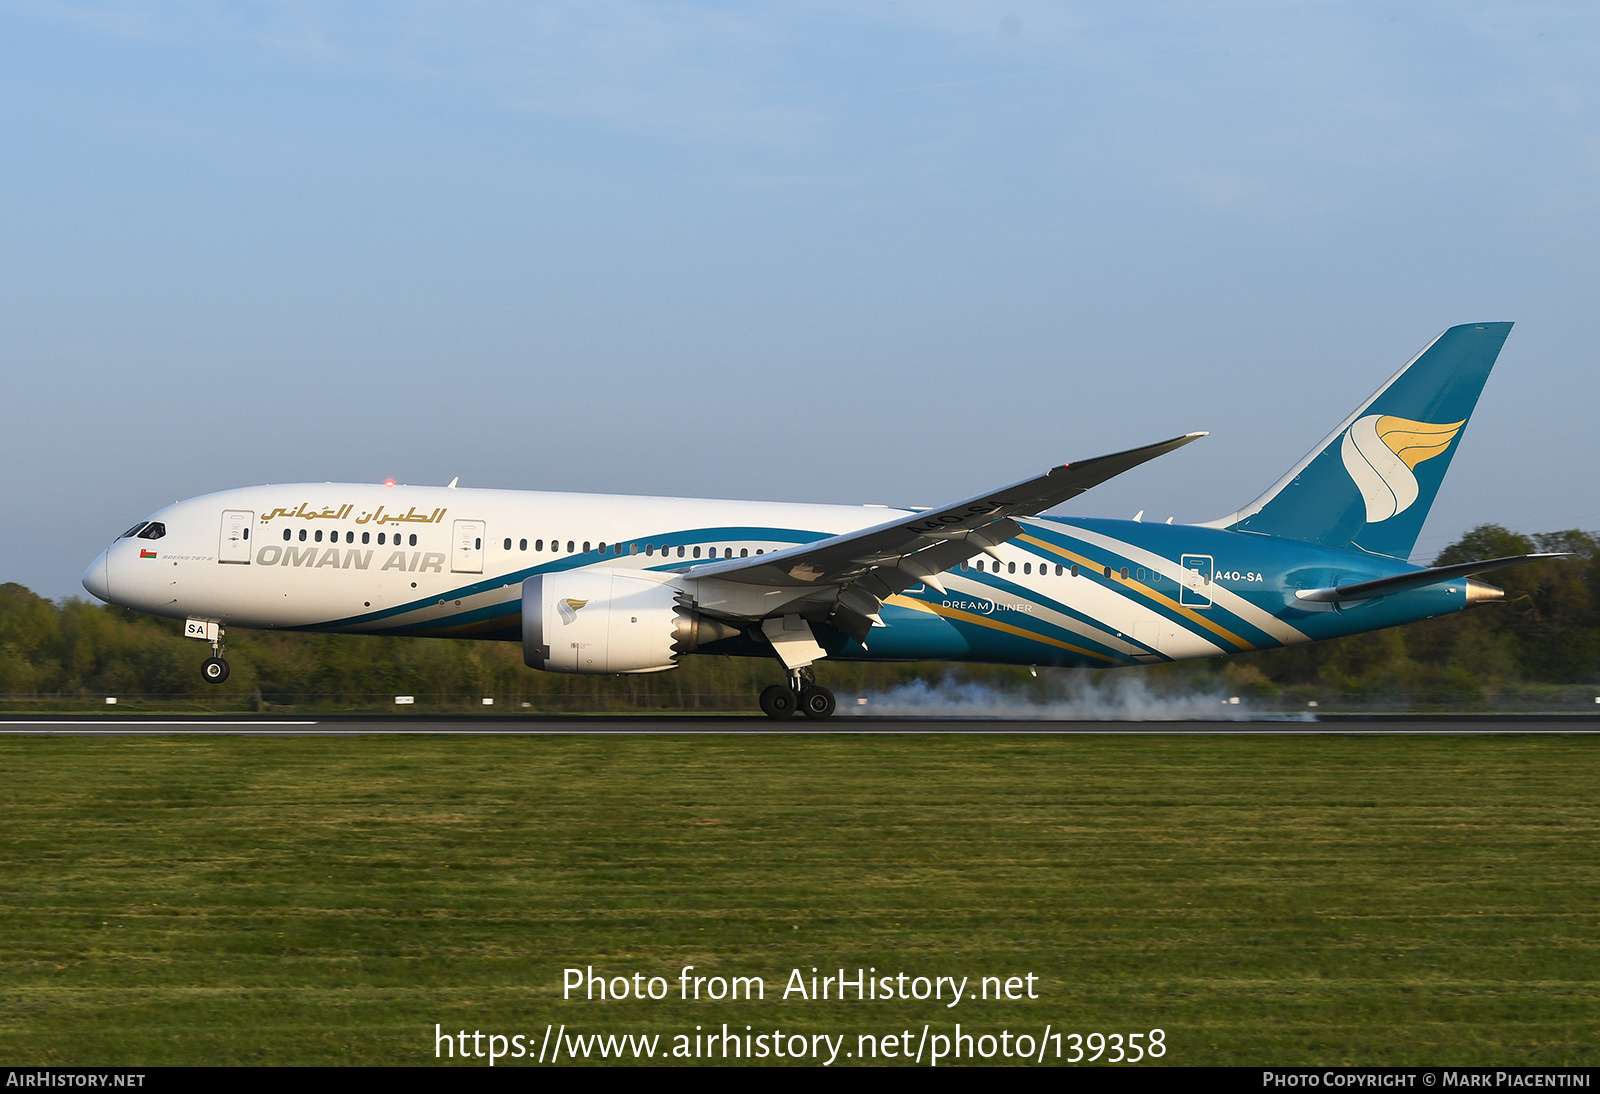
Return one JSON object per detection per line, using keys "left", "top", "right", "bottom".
{"left": 522, "top": 570, "right": 742, "bottom": 674}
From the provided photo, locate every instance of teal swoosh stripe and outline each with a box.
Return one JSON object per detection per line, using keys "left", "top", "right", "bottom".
{"left": 314, "top": 524, "right": 831, "bottom": 630}
{"left": 923, "top": 571, "right": 1160, "bottom": 660}
{"left": 1018, "top": 522, "right": 1283, "bottom": 650}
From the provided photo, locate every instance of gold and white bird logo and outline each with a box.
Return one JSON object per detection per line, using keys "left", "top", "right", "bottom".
{"left": 557, "top": 597, "right": 589, "bottom": 625}
{"left": 1340, "top": 415, "right": 1464, "bottom": 523}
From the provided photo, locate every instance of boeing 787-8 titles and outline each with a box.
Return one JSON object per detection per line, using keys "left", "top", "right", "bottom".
{"left": 83, "top": 323, "right": 1554, "bottom": 718}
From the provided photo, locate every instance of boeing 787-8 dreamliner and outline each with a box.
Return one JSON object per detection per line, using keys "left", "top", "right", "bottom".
{"left": 83, "top": 323, "right": 1552, "bottom": 718}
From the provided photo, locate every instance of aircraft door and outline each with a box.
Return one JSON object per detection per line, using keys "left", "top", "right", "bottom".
{"left": 219, "top": 510, "right": 254, "bottom": 564}
{"left": 1180, "top": 554, "right": 1213, "bottom": 608}
{"left": 452, "top": 520, "right": 485, "bottom": 574}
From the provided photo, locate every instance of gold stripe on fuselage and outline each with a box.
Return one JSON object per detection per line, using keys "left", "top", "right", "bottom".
{"left": 1016, "top": 534, "right": 1254, "bottom": 652}
{"left": 883, "top": 594, "right": 1123, "bottom": 664}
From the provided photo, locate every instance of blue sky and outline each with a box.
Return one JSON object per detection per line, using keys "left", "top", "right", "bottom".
{"left": 4, "top": 2, "right": 1598, "bottom": 598}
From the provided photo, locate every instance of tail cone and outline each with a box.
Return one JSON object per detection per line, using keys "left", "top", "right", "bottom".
{"left": 1464, "top": 578, "right": 1504, "bottom": 605}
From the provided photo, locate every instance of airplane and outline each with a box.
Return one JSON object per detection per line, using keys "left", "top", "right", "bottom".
{"left": 82, "top": 322, "right": 1556, "bottom": 719}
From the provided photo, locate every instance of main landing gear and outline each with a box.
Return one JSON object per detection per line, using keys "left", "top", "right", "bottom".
{"left": 760, "top": 666, "right": 835, "bottom": 720}
{"left": 200, "top": 627, "right": 230, "bottom": 684}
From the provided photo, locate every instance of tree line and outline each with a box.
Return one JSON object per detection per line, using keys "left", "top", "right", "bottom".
{"left": 2, "top": 525, "right": 1595, "bottom": 710}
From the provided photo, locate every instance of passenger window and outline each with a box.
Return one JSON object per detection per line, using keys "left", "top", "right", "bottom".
{"left": 409, "top": 534, "right": 418, "bottom": 547}
{"left": 566, "top": 541, "right": 574, "bottom": 553}
{"left": 1071, "top": 564, "right": 1079, "bottom": 577}
{"left": 136, "top": 523, "right": 166, "bottom": 540}
{"left": 1103, "top": 566, "right": 1112, "bottom": 578}
{"left": 693, "top": 546, "right": 702, "bottom": 558}
{"left": 475, "top": 538, "right": 482, "bottom": 550}
{"left": 282, "top": 529, "right": 291, "bottom": 541}
{"left": 1024, "top": 562, "right": 1032, "bottom": 575}
{"left": 315, "top": 530, "right": 323, "bottom": 543}
{"left": 120, "top": 522, "right": 148, "bottom": 539}
{"left": 585, "top": 542, "right": 592, "bottom": 553}
{"left": 740, "top": 548, "right": 748, "bottom": 557}
{"left": 1121, "top": 567, "right": 1130, "bottom": 580}
{"left": 535, "top": 539, "right": 543, "bottom": 551}
{"left": 1055, "top": 564, "right": 1063, "bottom": 576}
{"left": 504, "top": 538, "right": 512, "bottom": 551}
{"left": 677, "top": 546, "right": 685, "bottom": 558}
{"left": 960, "top": 561, "right": 969, "bottom": 571}
{"left": 299, "top": 529, "right": 308, "bottom": 542}
{"left": 646, "top": 545, "right": 654, "bottom": 556}
{"left": 377, "top": 532, "right": 386, "bottom": 545}
{"left": 520, "top": 539, "right": 528, "bottom": 551}
{"left": 362, "top": 532, "right": 370, "bottom": 544}
{"left": 755, "top": 549, "right": 763, "bottom": 555}
{"left": 597, "top": 542, "right": 605, "bottom": 553}
{"left": 630, "top": 543, "right": 638, "bottom": 555}
{"left": 1008, "top": 561, "right": 1016, "bottom": 574}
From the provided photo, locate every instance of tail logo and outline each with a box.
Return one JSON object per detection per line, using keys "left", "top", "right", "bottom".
{"left": 1340, "top": 415, "right": 1465, "bottom": 523}
{"left": 557, "top": 597, "right": 589, "bottom": 624}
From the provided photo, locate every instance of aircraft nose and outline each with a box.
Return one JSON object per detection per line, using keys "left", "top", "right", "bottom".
{"left": 82, "top": 550, "right": 110, "bottom": 602}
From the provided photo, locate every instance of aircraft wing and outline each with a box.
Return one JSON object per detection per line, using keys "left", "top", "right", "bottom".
{"left": 684, "top": 432, "right": 1206, "bottom": 641}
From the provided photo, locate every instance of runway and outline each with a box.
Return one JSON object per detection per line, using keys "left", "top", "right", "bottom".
{"left": 2, "top": 715, "right": 1599, "bottom": 735}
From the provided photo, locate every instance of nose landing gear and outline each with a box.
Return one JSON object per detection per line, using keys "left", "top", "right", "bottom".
{"left": 198, "top": 625, "right": 230, "bottom": 684}
{"left": 760, "top": 666, "right": 835, "bottom": 719}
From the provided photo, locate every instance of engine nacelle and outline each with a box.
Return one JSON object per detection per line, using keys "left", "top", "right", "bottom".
{"left": 522, "top": 570, "right": 740, "bottom": 674}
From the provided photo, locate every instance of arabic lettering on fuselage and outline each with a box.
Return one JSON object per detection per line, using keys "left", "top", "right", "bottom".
{"left": 258, "top": 503, "right": 447, "bottom": 526}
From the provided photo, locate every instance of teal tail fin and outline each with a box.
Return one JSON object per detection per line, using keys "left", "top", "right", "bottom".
{"left": 1206, "top": 322, "right": 1513, "bottom": 559}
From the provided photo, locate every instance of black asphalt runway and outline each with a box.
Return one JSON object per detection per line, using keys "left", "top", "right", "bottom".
{"left": 2, "top": 715, "right": 1599, "bottom": 735}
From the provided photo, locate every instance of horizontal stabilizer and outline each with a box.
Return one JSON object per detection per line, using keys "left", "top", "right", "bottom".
{"left": 1294, "top": 553, "right": 1564, "bottom": 603}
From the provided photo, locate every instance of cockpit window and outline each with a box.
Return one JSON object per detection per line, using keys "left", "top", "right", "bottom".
{"left": 136, "top": 522, "right": 167, "bottom": 540}
{"left": 119, "top": 522, "right": 148, "bottom": 540}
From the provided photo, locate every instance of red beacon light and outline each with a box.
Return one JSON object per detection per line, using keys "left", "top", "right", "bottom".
{"left": 384, "top": 479, "right": 395, "bottom": 488}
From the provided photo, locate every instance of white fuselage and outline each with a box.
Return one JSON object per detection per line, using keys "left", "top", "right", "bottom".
{"left": 83, "top": 481, "right": 1341, "bottom": 669}
{"left": 85, "top": 483, "right": 914, "bottom": 633}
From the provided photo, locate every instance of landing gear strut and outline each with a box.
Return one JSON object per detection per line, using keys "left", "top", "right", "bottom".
{"left": 760, "top": 665, "right": 835, "bottom": 720}
{"left": 200, "top": 626, "right": 230, "bottom": 684}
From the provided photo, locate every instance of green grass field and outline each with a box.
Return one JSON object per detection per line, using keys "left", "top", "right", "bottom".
{"left": 1, "top": 733, "right": 1597, "bottom": 1066}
